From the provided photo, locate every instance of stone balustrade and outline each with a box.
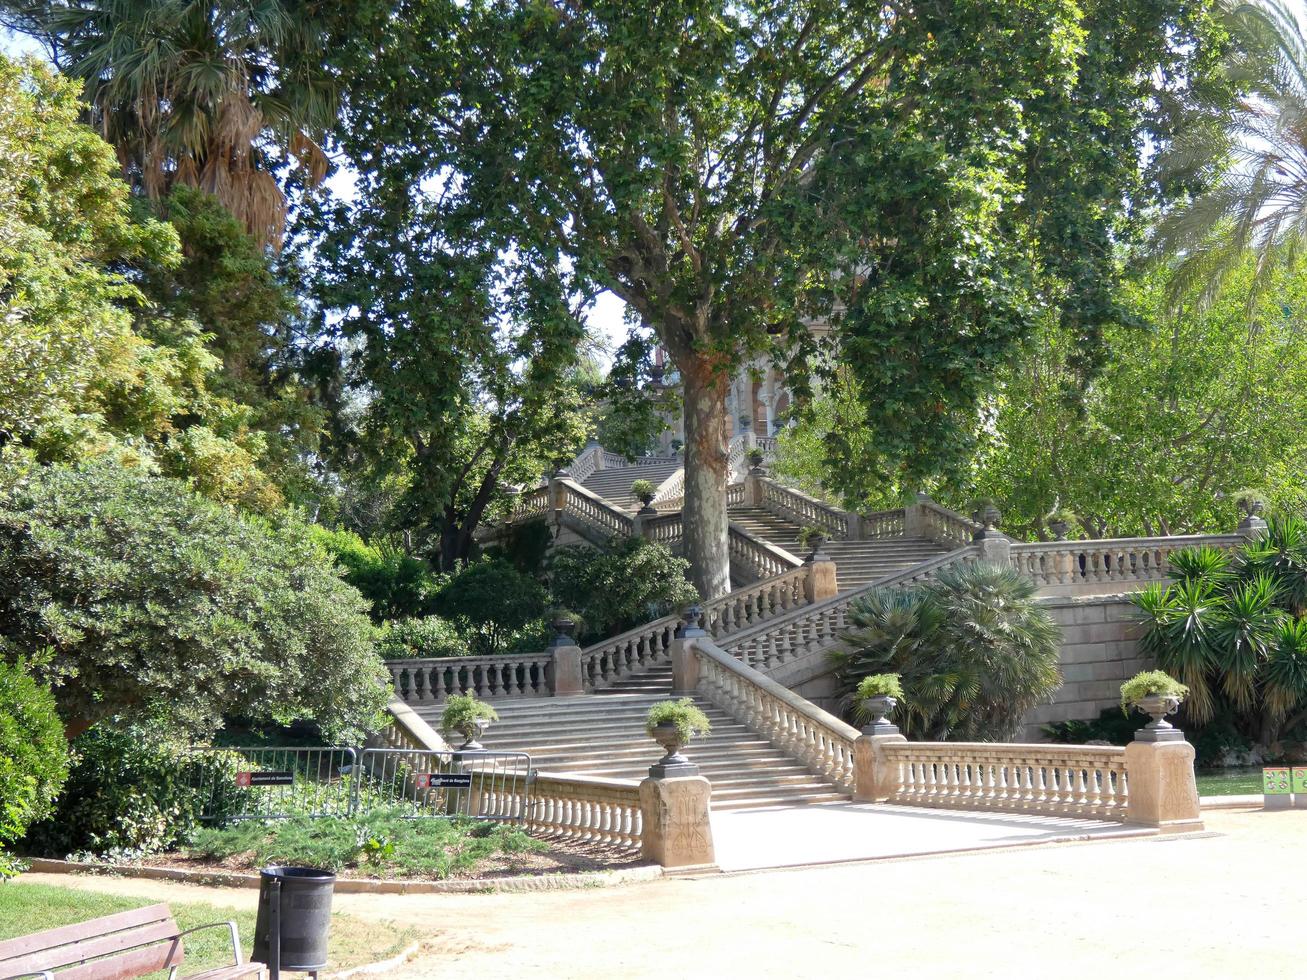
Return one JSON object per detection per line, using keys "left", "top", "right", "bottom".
{"left": 692, "top": 638, "right": 860, "bottom": 793}
{"left": 917, "top": 499, "right": 983, "bottom": 548}
{"left": 388, "top": 653, "right": 554, "bottom": 704}
{"left": 558, "top": 480, "right": 634, "bottom": 540}
{"left": 728, "top": 523, "right": 803, "bottom": 582}
{"left": 1008, "top": 534, "right": 1244, "bottom": 596}
{"left": 727, "top": 433, "right": 749, "bottom": 480}
{"left": 722, "top": 546, "right": 979, "bottom": 672}
{"left": 580, "top": 616, "right": 680, "bottom": 690}
{"left": 567, "top": 445, "right": 604, "bottom": 485}
{"left": 859, "top": 507, "right": 906, "bottom": 539}
{"left": 651, "top": 466, "right": 685, "bottom": 507}
{"left": 755, "top": 435, "right": 777, "bottom": 456}
{"left": 702, "top": 565, "right": 811, "bottom": 634}
{"left": 760, "top": 478, "right": 850, "bottom": 538}
{"left": 878, "top": 741, "right": 1130, "bottom": 821}
{"left": 481, "top": 770, "right": 644, "bottom": 851}
{"left": 640, "top": 512, "right": 684, "bottom": 550}
{"left": 371, "top": 698, "right": 450, "bottom": 753}
{"left": 512, "top": 485, "right": 553, "bottom": 523}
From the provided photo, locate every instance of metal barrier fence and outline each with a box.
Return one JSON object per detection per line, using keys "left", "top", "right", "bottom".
{"left": 189, "top": 744, "right": 533, "bottom": 824}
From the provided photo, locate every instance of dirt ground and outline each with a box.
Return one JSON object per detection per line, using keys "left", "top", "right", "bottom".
{"left": 21, "top": 807, "right": 1303, "bottom": 980}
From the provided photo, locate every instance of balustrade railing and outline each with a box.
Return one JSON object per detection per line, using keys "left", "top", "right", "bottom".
{"left": 919, "top": 500, "right": 982, "bottom": 548}
{"left": 641, "top": 512, "right": 683, "bottom": 550}
{"left": 727, "top": 482, "right": 745, "bottom": 506}
{"left": 759, "top": 478, "right": 850, "bottom": 538}
{"left": 651, "top": 466, "right": 685, "bottom": 507}
{"left": 388, "top": 653, "right": 554, "bottom": 705}
{"left": 559, "top": 480, "right": 634, "bottom": 540}
{"left": 755, "top": 435, "right": 778, "bottom": 456}
{"left": 880, "top": 742, "right": 1129, "bottom": 821}
{"left": 567, "top": 445, "right": 604, "bottom": 485}
{"left": 860, "top": 507, "right": 906, "bottom": 539}
{"left": 722, "top": 546, "right": 979, "bottom": 673}
{"left": 728, "top": 523, "right": 802, "bottom": 582}
{"left": 694, "top": 639, "right": 859, "bottom": 793}
{"left": 478, "top": 771, "right": 642, "bottom": 851}
{"left": 372, "top": 699, "right": 450, "bottom": 752}
{"left": 1008, "top": 534, "right": 1243, "bottom": 594}
{"left": 513, "top": 485, "right": 553, "bottom": 523}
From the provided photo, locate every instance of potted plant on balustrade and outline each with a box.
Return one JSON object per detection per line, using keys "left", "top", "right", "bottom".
{"left": 746, "top": 446, "right": 766, "bottom": 471}
{"left": 631, "top": 478, "right": 658, "bottom": 513}
{"left": 441, "top": 693, "right": 500, "bottom": 750}
{"left": 645, "top": 698, "right": 712, "bottom": 777}
{"left": 1120, "top": 670, "right": 1190, "bottom": 742}
{"left": 1232, "top": 488, "right": 1269, "bottom": 534}
{"left": 796, "top": 525, "right": 828, "bottom": 561}
{"left": 853, "top": 673, "right": 904, "bottom": 736}
{"left": 1046, "top": 507, "right": 1079, "bottom": 542}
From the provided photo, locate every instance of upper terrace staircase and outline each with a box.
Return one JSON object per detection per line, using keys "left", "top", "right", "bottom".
{"left": 392, "top": 440, "right": 1249, "bottom": 814}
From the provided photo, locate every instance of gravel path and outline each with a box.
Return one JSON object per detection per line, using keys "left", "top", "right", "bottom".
{"left": 21, "top": 807, "right": 1300, "bottom": 979}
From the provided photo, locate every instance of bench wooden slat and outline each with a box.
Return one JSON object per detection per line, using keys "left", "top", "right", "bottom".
{"left": 182, "top": 965, "right": 266, "bottom": 980}
{"left": 1, "top": 921, "right": 182, "bottom": 976}
{"left": 0, "top": 903, "right": 173, "bottom": 962}
{"left": 46, "top": 941, "right": 181, "bottom": 980}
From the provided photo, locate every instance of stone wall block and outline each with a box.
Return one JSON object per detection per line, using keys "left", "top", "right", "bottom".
{"left": 638, "top": 775, "right": 716, "bottom": 870}
{"left": 1124, "top": 740, "right": 1203, "bottom": 832}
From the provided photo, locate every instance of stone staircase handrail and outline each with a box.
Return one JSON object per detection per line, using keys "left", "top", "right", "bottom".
{"left": 759, "top": 477, "right": 851, "bottom": 539}
{"left": 372, "top": 698, "right": 451, "bottom": 752}
{"left": 879, "top": 740, "right": 1129, "bottom": 821}
{"left": 387, "top": 652, "right": 555, "bottom": 704}
{"left": 858, "top": 507, "right": 907, "bottom": 539}
{"left": 917, "top": 498, "right": 984, "bottom": 548}
{"left": 651, "top": 465, "right": 685, "bottom": 506}
{"left": 721, "top": 545, "right": 981, "bottom": 672}
{"left": 1008, "top": 533, "right": 1244, "bottom": 593}
{"left": 558, "top": 478, "right": 635, "bottom": 539}
{"left": 567, "top": 445, "right": 605, "bottom": 485}
{"left": 692, "top": 637, "right": 860, "bottom": 793}
{"left": 728, "top": 520, "right": 803, "bottom": 582}
{"left": 512, "top": 485, "right": 553, "bottom": 523}
{"left": 475, "top": 769, "right": 643, "bottom": 851}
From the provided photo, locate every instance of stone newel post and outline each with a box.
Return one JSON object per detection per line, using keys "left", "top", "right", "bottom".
{"left": 1124, "top": 730, "right": 1203, "bottom": 833}
{"left": 547, "top": 617, "right": 585, "bottom": 697}
{"left": 671, "top": 606, "right": 706, "bottom": 696}
{"left": 853, "top": 733, "right": 907, "bottom": 803}
{"left": 639, "top": 769, "right": 716, "bottom": 870}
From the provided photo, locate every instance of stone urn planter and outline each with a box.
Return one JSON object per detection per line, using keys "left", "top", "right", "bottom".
{"left": 860, "top": 694, "right": 900, "bottom": 737}
{"left": 1132, "top": 693, "right": 1184, "bottom": 742}
{"left": 457, "top": 717, "right": 491, "bottom": 751}
{"left": 651, "top": 721, "right": 692, "bottom": 770}
{"left": 800, "top": 528, "right": 827, "bottom": 563}
{"left": 1049, "top": 518, "right": 1069, "bottom": 541}
{"left": 645, "top": 698, "right": 710, "bottom": 778}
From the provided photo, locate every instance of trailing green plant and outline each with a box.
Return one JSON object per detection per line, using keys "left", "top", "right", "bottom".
{"left": 1132, "top": 520, "right": 1307, "bottom": 744}
{"left": 1119, "top": 670, "right": 1190, "bottom": 713}
{"left": 376, "top": 618, "right": 469, "bottom": 660}
{"left": 645, "top": 699, "right": 711, "bottom": 743}
{"left": 0, "top": 659, "right": 69, "bottom": 878}
{"left": 855, "top": 674, "right": 904, "bottom": 701}
{"left": 440, "top": 695, "right": 499, "bottom": 738}
{"left": 835, "top": 563, "right": 1061, "bottom": 740}
{"left": 630, "top": 479, "right": 657, "bottom": 502}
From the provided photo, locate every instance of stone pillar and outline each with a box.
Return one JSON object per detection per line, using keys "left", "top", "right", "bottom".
{"left": 974, "top": 531, "right": 1012, "bottom": 564}
{"left": 903, "top": 492, "right": 931, "bottom": 539}
{"left": 671, "top": 609, "right": 705, "bottom": 695}
{"left": 853, "top": 733, "right": 907, "bottom": 803}
{"left": 547, "top": 618, "right": 585, "bottom": 697}
{"left": 1237, "top": 514, "right": 1268, "bottom": 539}
{"left": 805, "top": 556, "right": 839, "bottom": 603}
{"left": 744, "top": 468, "right": 764, "bottom": 507}
{"left": 1124, "top": 739, "right": 1203, "bottom": 833}
{"left": 639, "top": 775, "right": 716, "bottom": 870}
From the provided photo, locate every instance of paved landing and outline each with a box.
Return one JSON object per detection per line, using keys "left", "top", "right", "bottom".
{"left": 709, "top": 802, "right": 1151, "bottom": 872}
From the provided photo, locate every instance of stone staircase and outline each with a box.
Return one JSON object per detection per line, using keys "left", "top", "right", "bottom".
{"left": 580, "top": 459, "right": 681, "bottom": 510}
{"left": 416, "top": 663, "right": 849, "bottom": 809}
{"left": 729, "top": 505, "right": 948, "bottom": 591}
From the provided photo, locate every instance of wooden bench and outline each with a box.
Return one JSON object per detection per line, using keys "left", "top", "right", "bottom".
{"left": 0, "top": 902, "right": 266, "bottom": 980}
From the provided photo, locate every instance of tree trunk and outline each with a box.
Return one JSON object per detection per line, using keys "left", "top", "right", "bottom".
{"left": 680, "top": 357, "right": 732, "bottom": 599}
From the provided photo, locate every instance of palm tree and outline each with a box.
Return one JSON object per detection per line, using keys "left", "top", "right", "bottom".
{"left": 1151, "top": 0, "right": 1307, "bottom": 307}
{"left": 1, "top": 0, "right": 339, "bottom": 247}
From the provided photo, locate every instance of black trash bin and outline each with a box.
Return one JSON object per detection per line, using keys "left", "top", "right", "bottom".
{"left": 253, "top": 866, "right": 336, "bottom": 978}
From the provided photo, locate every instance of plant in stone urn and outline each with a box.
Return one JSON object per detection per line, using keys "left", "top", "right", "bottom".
{"left": 746, "top": 446, "right": 765, "bottom": 470}
{"left": 969, "top": 496, "right": 1002, "bottom": 531}
{"left": 441, "top": 693, "right": 500, "bottom": 750}
{"left": 1232, "top": 488, "right": 1267, "bottom": 519}
{"left": 1047, "top": 507, "right": 1078, "bottom": 541}
{"left": 854, "top": 673, "right": 904, "bottom": 735}
{"left": 645, "top": 698, "right": 711, "bottom": 777}
{"left": 630, "top": 478, "right": 658, "bottom": 510}
{"left": 1120, "top": 670, "right": 1189, "bottom": 741}
{"left": 796, "top": 525, "right": 827, "bottom": 560}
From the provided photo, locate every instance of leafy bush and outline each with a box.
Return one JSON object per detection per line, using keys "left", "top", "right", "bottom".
{"left": 434, "top": 559, "right": 549, "bottom": 655}
{"left": 187, "top": 808, "right": 544, "bottom": 878}
{"left": 0, "top": 660, "right": 69, "bottom": 878}
{"left": 23, "top": 723, "right": 245, "bottom": 860}
{"left": 630, "top": 478, "right": 657, "bottom": 501}
{"left": 548, "top": 538, "right": 697, "bottom": 642}
{"left": 855, "top": 674, "right": 904, "bottom": 700}
{"left": 835, "top": 563, "right": 1062, "bottom": 740}
{"left": 0, "top": 462, "right": 390, "bottom": 741}
{"left": 1119, "top": 670, "right": 1188, "bottom": 712}
{"left": 645, "top": 699, "right": 711, "bottom": 742}
{"left": 309, "top": 526, "right": 442, "bottom": 621}
{"left": 376, "top": 618, "right": 469, "bottom": 660}
{"left": 440, "top": 694, "right": 499, "bottom": 739}
{"left": 1132, "top": 518, "right": 1307, "bottom": 744}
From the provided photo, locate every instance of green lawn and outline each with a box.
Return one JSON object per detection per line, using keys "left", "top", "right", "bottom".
{"left": 1195, "top": 769, "right": 1264, "bottom": 796}
{"left": 0, "top": 880, "right": 415, "bottom": 978}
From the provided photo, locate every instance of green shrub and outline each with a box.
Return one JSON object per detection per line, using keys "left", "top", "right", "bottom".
{"left": 433, "top": 559, "right": 549, "bottom": 655}
{"left": 855, "top": 674, "right": 904, "bottom": 700}
{"left": 22, "top": 723, "right": 245, "bottom": 860}
{"left": 836, "top": 562, "right": 1062, "bottom": 740}
{"left": 309, "top": 526, "right": 442, "bottom": 622}
{"left": 630, "top": 478, "right": 657, "bottom": 501}
{"left": 376, "top": 618, "right": 469, "bottom": 660}
{"left": 547, "top": 538, "right": 697, "bottom": 642}
{"left": 645, "top": 699, "right": 711, "bottom": 742}
{"left": 0, "top": 660, "right": 69, "bottom": 878}
{"left": 440, "top": 694, "right": 499, "bottom": 739}
{"left": 1119, "top": 670, "right": 1189, "bottom": 713}
{"left": 186, "top": 808, "right": 544, "bottom": 878}
{"left": 0, "top": 463, "right": 390, "bottom": 742}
